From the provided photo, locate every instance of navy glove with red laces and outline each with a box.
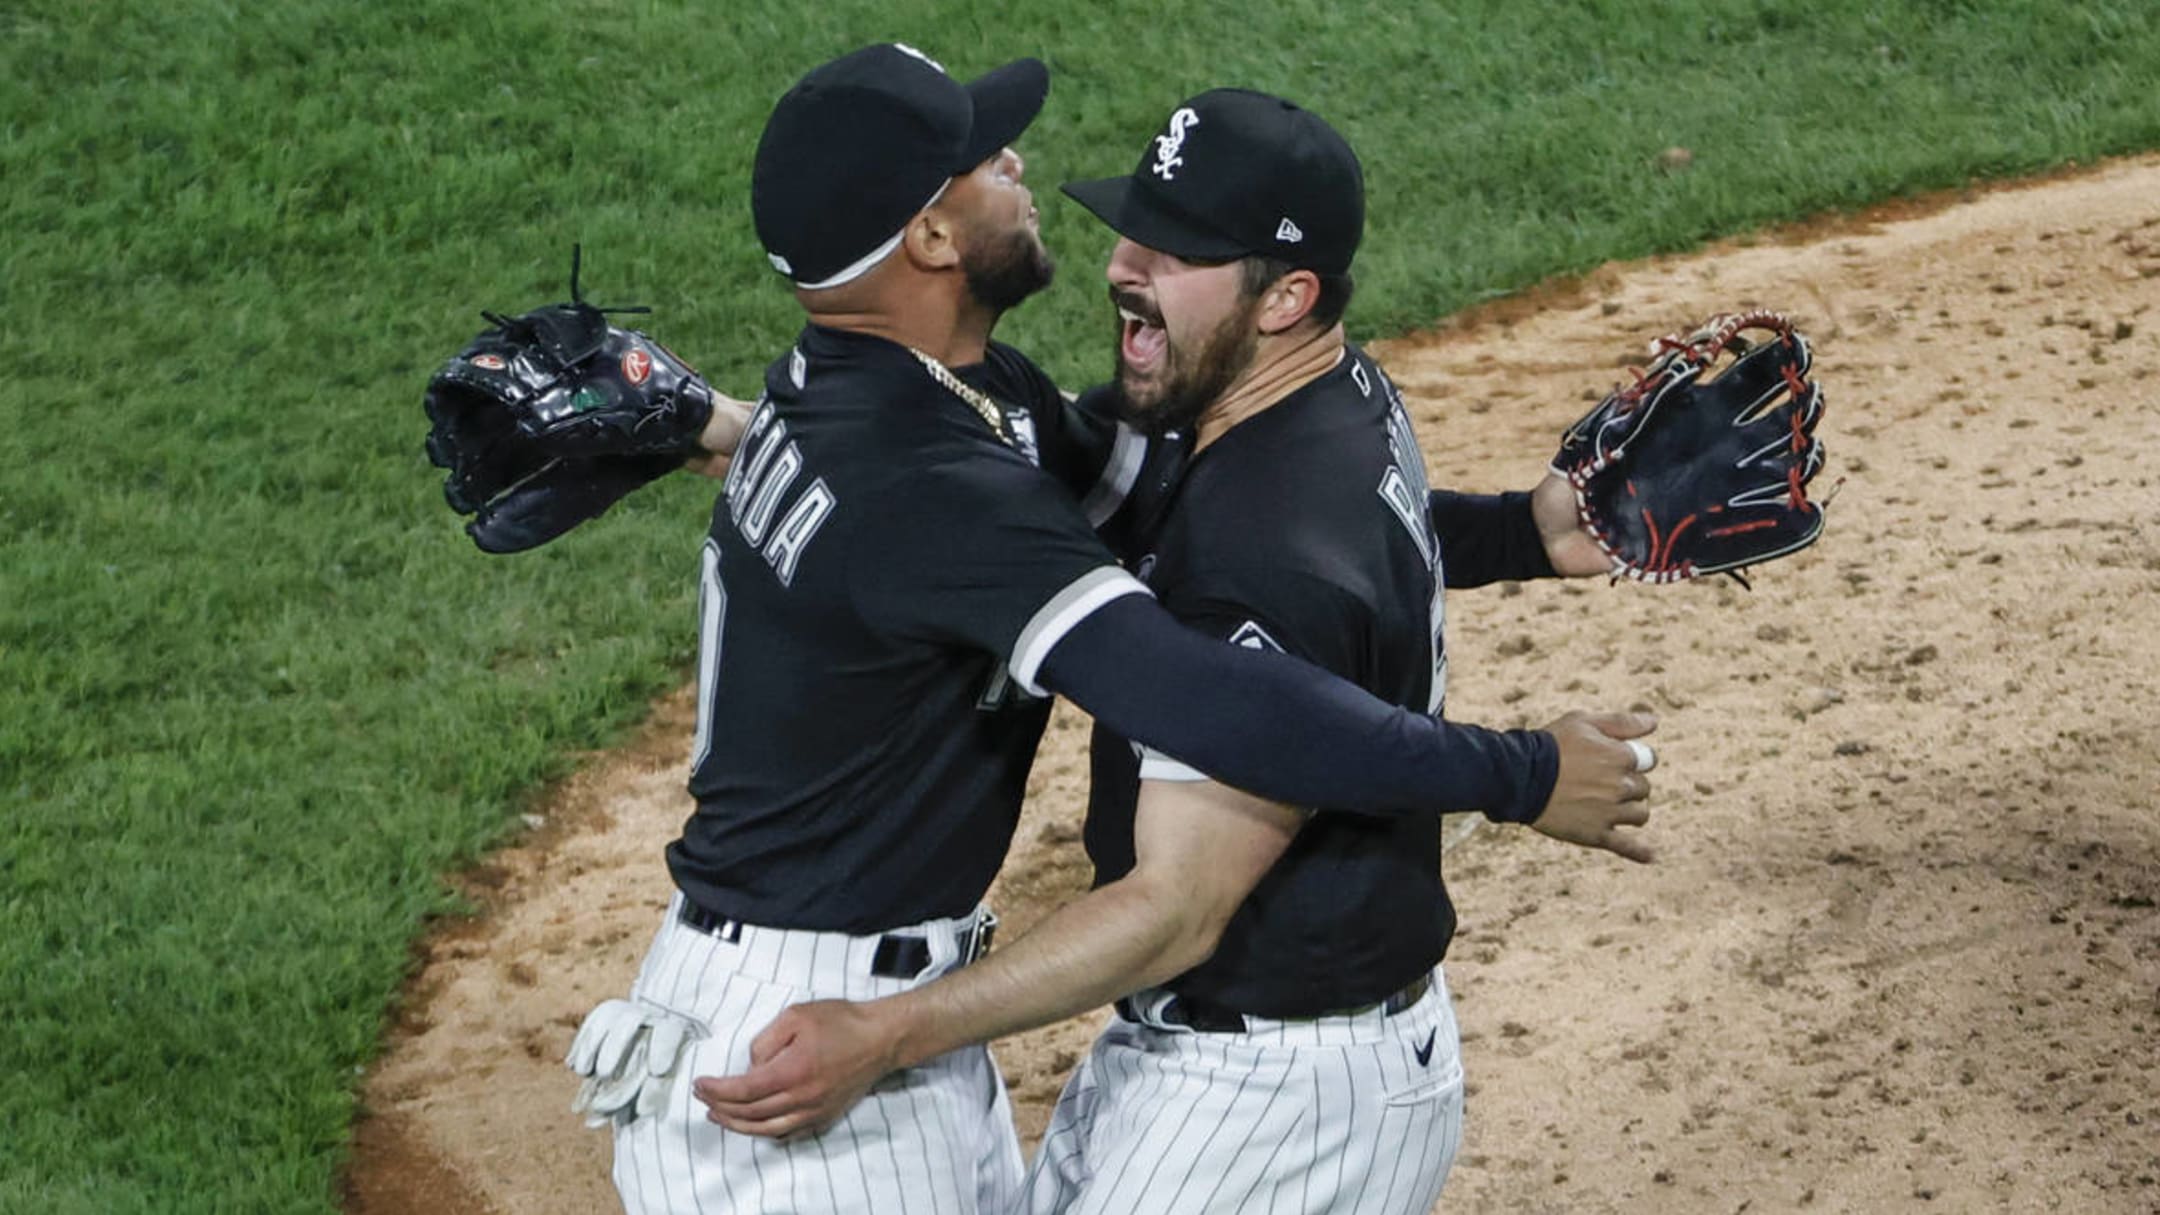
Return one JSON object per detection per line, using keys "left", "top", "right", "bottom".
{"left": 1552, "top": 310, "right": 1828, "bottom": 585}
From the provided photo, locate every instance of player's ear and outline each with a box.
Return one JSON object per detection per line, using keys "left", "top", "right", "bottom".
{"left": 1255, "top": 268, "right": 1321, "bottom": 335}
{"left": 902, "top": 201, "right": 964, "bottom": 272}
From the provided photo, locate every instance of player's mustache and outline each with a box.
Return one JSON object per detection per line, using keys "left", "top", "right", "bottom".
{"left": 1108, "top": 286, "right": 1162, "bottom": 327}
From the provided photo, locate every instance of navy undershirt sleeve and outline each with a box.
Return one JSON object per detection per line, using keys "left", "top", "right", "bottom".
{"left": 1429, "top": 490, "right": 1557, "bottom": 587}
{"left": 1037, "top": 595, "right": 1558, "bottom": 823}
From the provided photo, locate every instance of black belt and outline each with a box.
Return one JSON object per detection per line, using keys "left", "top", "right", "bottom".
{"left": 1117, "top": 973, "right": 1432, "bottom": 1034}
{"left": 678, "top": 899, "right": 997, "bottom": 980}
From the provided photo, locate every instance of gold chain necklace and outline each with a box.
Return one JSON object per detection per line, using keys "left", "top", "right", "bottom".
{"left": 907, "top": 347, "right": 1014, "bottom": 448}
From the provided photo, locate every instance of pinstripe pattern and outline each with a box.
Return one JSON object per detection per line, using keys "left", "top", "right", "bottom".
{"left": 603, "top": 896, "right": 1022, "bottom": 1213}
{"left": 1022, "top": 968, "right": 1463, "bottom": 1215}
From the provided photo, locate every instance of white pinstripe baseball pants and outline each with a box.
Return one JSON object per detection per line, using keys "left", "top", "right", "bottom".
{"left": 608, "top": 893, "right": 1023, "bottom": 1215}
{"left": 1023, "top": 966, "right": 1464, "bottom": 1215}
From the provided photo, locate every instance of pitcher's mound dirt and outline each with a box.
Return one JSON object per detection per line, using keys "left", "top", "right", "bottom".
{"left": 347, "top": 155, "right": 2160, "bottom": 1215}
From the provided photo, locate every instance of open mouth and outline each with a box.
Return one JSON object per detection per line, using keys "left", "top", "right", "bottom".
{"left": 1115, "top": 297, "right": 1167, "bottom": 372}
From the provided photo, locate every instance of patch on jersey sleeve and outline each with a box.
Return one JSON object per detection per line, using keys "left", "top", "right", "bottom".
{"left": 1227, "top": 620, "right": 1283, "bottom": 652}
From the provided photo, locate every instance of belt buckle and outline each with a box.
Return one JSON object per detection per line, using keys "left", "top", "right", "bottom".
{"left": 960, "top": 910, "right": 998, "bottom": 965}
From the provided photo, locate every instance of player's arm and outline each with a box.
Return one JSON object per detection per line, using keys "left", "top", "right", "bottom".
{"left": 695, "top": 777, "right": 1302, "bottom": 1138}
{"left": 870, "top": 466, "right": 1637, "bottom": 823}
{"left": 1050, "top": 384, "right": 1149, "bottom": 533}
{"left": 1427, "top": 481, "right": 1609, "bottom": 583}
{"left": 1039, "top": 598, "right": 1656, "bottom": 848}
{"left": 679, "top": 390, "right": 755, "bottom": 479}
{"left": 1032, "top": 593, "right": 1559, "bottom": 821}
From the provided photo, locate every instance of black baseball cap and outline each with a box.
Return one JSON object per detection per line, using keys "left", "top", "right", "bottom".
{"left": 1062, "top": 89, "right": 1364, "bottom": 275}
{"left": 752, "top": 43, "right": 1049, "bottom": 289}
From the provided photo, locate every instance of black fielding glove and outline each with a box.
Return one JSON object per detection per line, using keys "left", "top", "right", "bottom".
{"left": 1551, "top": 310, "right": 1829, "bottom": 585}
{"left": 423, "top": 263, "right": 714, "bottom": 552}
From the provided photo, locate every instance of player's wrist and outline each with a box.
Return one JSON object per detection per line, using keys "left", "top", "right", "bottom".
{"left": 697, "top": 391, "right": 752, "bottom": 457}
{"left": 1529, "top": 478, "right": 1598, "bottom": 577}
{"left": 878, "top": 991, "right": 951, "bottom": 1071}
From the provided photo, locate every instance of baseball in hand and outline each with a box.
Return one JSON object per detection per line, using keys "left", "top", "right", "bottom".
{"left": 1625, "top": 739, "right": 1657, "bottom": 773}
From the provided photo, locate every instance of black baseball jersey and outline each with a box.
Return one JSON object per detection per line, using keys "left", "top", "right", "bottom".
{"left": 669, "top": 324, "right": 1146, "bottom": 933}
{"left": 1084, "top": 346, "right": 1460, "bottom": 1017}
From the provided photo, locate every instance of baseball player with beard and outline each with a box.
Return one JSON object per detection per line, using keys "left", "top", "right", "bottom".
{"left": 568, "top": 47, "right": 1656, "bottom": 1215}
{"left": 691, "top": 88, "right": 1661, "bottom": 1213}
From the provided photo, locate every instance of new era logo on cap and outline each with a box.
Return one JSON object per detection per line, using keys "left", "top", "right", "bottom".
{"left": 1275, "top": 218, "right": 1303, "bottom": 243}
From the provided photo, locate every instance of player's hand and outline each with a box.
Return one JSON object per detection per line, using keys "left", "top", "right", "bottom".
{"left": 692, "top": 999, "right": 901, "bottom": 1139}
{"left": 1531, "top": 471, "right": 1612, "bottom": 578}
{"left": 1530, "top": 710, "right": 1658, "bottom": 862}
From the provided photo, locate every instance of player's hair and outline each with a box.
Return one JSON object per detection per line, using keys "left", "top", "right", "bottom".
{"left": 1240, "top": 256, "right": 1354, "bottom": 328}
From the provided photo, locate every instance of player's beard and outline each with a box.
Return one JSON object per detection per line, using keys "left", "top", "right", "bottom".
{"left": 962, "top": 221, "right": 1056, "bottom": 314}
{"left": 1112, "top": 294, "right": 1262, "bottom": 438}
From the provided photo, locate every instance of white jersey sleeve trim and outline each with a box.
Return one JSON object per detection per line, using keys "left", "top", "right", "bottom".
{"left": 1137, "top": 747, "right": 1208, "bottom": 783}
{"left": 1010, "top": 565, "right": 1153, "bottom": 696}
{"left": 1079, "top": 422, "right": 1147, "bottom": 528}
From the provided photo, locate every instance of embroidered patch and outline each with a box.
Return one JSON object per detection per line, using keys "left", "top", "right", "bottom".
{"left": 1152, "top": 107, "right": 1201, "bottom": 181}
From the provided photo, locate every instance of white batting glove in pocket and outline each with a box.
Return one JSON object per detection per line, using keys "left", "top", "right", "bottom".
{"left": 566, "top": 998, "right": 706, "bottom": 1129}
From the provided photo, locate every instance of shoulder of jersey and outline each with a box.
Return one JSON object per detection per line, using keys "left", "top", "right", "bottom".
{"left": 981, "top": 339, "right": 1055, "bottom": 384}
{"left": 1179, "top": 366, "right": 1400, "bottom": 546}
{"left": 1339, "top": 347, "right": 1398, "bottom": 403}
{"left": 778, "top": 351, "right": 1038, "bottom": 506}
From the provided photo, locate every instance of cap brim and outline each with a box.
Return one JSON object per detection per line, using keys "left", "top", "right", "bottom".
{"left": 961, "top": 58, "right": 1048, "bottom": 168}
{"left": 1060, "top": 175, "right": 1252, "bottom": 263}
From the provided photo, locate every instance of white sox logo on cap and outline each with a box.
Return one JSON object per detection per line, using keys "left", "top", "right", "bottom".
{"left": 1152, "top": 107, "right": 1200, "bottom": 181}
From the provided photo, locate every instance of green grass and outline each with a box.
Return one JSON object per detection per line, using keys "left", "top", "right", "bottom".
{"left": 3, "top": 0, "right": 2156, "bottom": 1208}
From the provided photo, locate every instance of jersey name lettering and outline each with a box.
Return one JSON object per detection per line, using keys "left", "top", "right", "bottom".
{"left": 1374, "top": 375, "right": 1449, "bottom": 712}
{"left": 1377, "top": 400, "right": 1438, "bottom": 568}
{"left": 725, "top": 397, "right": 837, "bottom": 587}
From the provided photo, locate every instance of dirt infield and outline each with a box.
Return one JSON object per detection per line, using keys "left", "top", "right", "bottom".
{"left": 345, "top": 155, "right": 2160, "bottom": 1214}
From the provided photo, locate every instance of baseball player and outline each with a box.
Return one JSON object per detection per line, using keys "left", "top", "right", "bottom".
{"left": 572, "top": 48, "right": 1653, "bottom": 1215}
{"left": 692, "top": 90, "right": 1661, "bottom": 1213}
